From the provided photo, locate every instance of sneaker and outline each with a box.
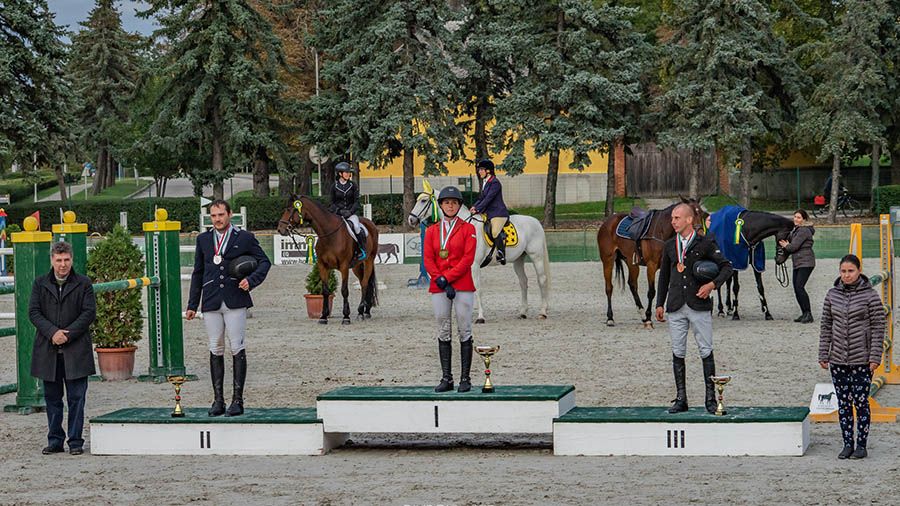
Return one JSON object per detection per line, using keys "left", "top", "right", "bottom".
{"left": 42, "top": 445, "right": 64, "bottom": 455}
{"left": 849, "top": 447, "right": 867, "bottom": 459}
{"left": 69, "top": 447, "right": 84, "bottom": 456}
{"left": 838, "top": 445, "right": 853, "bottom": 459}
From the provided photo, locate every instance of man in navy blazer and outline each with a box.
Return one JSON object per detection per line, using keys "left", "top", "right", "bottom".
{"left": 186, "top": 200, "right": 271, "bottom": 417}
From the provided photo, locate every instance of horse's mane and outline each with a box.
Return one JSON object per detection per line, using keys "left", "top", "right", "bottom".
{"left": 293, "top": 195, "right": 329, "bottom": 214}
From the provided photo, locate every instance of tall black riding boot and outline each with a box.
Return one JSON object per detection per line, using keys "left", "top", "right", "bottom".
{"left": 458, "top": 339, "right": 473, "bottom": 392}
{"left": 702, "top": 351, "right": 717, "bottom": 414}
{"left": 434, "top": 341, "right": 454, "bottom": 392}
{"left": 226, "top": 350, "right": 246, "bottom": 416}
{"left": 355, "top": 231, "right": 367, "bottom": 260}
{"left": 496, "top": 231, "right": 507, "bottom": 265}
{"left": 668, "top": 355, "right": 688, "bottom": 413}
{"left": 208, "top": 353, "right": 226, "bottom": 417}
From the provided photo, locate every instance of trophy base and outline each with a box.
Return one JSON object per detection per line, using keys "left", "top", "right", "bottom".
{"left": 171, "top": 412, "right": 185, "bottom": 418}
{"left": 481, "top": 387, "right": 495, "bottom": 393}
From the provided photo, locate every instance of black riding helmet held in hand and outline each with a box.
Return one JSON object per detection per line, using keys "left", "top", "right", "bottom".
{"left": 437, "top": 186, "right": 464, "bottom": 204}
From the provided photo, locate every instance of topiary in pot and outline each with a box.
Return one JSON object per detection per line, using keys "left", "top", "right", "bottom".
{"left": 87, "top": 225, "right": 145, "bottom": 380}
{"left": 304, "top": 262, "right": 337, "bottom": 319}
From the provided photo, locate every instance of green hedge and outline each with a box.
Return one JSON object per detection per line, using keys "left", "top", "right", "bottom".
{"left": 0, "top": 177, "right": 58, "bottom": 203}
{"left": 874, "top": 185, "right": 900, "bottom": 214}
{"left": 4, "top": 197, "right": 200, "bottom": 234}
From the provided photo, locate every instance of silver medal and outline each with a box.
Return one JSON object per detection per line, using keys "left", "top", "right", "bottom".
{"left": 213, "top": 255, "right": 222, "bottom": 265}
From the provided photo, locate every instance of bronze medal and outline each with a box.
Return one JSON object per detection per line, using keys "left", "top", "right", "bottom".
{"left": 439, "top": 249, "right": 449, "bottom": 259}
{"left": 676, "top": 262, "right": 685, "bottom": 273}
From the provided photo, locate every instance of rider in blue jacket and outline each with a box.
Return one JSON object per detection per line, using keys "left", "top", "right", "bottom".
{"left": 470, "top": 159, "right": 510, "bottom": 264}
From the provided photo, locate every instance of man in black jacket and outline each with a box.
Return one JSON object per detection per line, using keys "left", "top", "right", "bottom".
{"left": 656, "top": 204, "right": 733, "bottom": 414}
{"left": 29, "top": 241, "right": 96, "bottom": 455}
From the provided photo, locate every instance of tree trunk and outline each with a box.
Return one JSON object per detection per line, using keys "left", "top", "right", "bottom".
{"left": 544, "top": 149, "right": 560, "bottom": 229}
{"left": 605, "top": 141, "right": 615, "bottom": 217}
{"left": 740, "top": 137, "right": 752, "bottom": 208}
{"left": 212, "top": 135, "right": 224, "bottom": 200}
{"left": 891, "top": 147, "right": 900, "bottom": 184}
{"left": 322, "top": 159, "right": 335, "bottom": 192}
{"left": 278, "top": 167, "right": 292, "bottom": 198}
{"left": 299, "top": 149, "right": 314, "bottom": 196}
{"left": 474, "top": 97, "right": 488, "bottom": 187}
{"left": 403, "top": 147, "right": 415, "bottom": 230}
{"left": 253, "top": 145, "right": 270, "bottom": 198}
{"left": 54, "top": 164, "right": 67, "bottom": 201}
{"left": 871, "top": 143, "right": 881, "bottom": 211}
{"left": 828, "top": 152, "right": 840, "bottom": 224}
{"left": 161, "top": 178, "right": 167, "bottom": 197}
{"left": 716, "top": 148, "right": 728, "bottom": 195}
{"left": 92, "top": 147, "right": 106, "bottom": 195}
{"left": 688, "top": 150, "right": 700, "bottom": 201}
{"left": 105, "top": 154, "right": 115, "bottom": 189}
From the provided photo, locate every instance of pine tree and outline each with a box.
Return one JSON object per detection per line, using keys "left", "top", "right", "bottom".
{"left": 655, "top": 0, "right": 803, "bottom": 205}
{"left": 0, "top": 0, "right": 77, "bottom": 198}
{"left": 67, "top": 0, "right": 139, "bottom": 195}
{"left": 795, "top": 0, "right": 895, "bottom": 223}
{"left": 308, "top": 0, "right": 466, "bottom": 220}
{"left": 489, "top": 0, "right": 647, "bottom": 228}
{"left": 141, "top": 0, "right": 287, "bottom": 200}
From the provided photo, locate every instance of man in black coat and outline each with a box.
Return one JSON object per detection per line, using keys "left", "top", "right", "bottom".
{"left": 29, "top": 241, "right": 96, "bottom": 455}
{"left": 186, "top": 200, "right": 270, "bottom": 417}
{"left": 656, "top": 204, "right": 732, "bottom": 414}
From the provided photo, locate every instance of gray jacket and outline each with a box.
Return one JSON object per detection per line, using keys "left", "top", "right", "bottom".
{"left": 819, "top": 275, "right": 885, "bottom": 365}
{"left": 783, "top": 225, "right": 815, "bottom": 269}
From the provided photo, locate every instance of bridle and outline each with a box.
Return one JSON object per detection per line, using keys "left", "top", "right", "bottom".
{"left": 408, "top": 189, "right": 477, "bottom": 226}
{"left": 278, "top": 199, "right": 346, "bottom": 255}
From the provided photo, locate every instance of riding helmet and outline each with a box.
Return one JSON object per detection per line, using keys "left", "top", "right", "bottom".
{"left": 437, "top": 186, "right": 464, "bottom": 204}
{"left": 476, "top": 159, "right": 495, "bottom": 174}
{"left": 228, "top": 255, "right": 259, "bottom": 280}
{"left": 335, "top": 161, "right": 355, "bottom": 174}
{"left": 692, "top": 260, "right": 720, "bottom": 284}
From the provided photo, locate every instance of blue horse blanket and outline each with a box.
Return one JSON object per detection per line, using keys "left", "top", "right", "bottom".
{"left": 708, "top": 205, "right": 766, "bottom": 272}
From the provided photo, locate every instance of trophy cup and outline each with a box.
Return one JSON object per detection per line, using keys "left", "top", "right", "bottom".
{"left": 475, "top": 345, "right": 500, "bottom": 393}
{"left": 167, "top": 375, "right": 186, "bottom": 418}
{"left": 709, "top": 375, "right": 732, "bottom": 416}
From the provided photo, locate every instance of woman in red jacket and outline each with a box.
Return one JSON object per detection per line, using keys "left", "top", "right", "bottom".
{"left": 424, "top": 186, "right": 477, "bottom": 392}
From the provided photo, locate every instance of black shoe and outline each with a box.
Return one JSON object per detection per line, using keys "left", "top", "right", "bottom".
{"left": 849, "top": 447, "right": 867, "bottom": 459}
{"left": 702, "top": 352, "right": 717, "bottom": 414}
{"left": 226, "top": 350, "right": 246, "bottom": 417}
{"left": 838, "top": 445, "right": 854, "bottom": 459}
{"left": 794, "top": 314, "right": 804, "bottom": 322}
{"left": 458, "top": 339, "right": 473, "bottom": 393}
{"left": 798, "top": 312, "right": 814, "bottom": 324}
{"left": 668, "top": 355, "right": 688, "bottom": 413}
{"left": 69, "top": 447, "right": 84, "bottom": 456}
{"left": 42, "top": 445, "right": 64, "bottom": 455}
{"left": 208, "top": 353, "right": 226, "bottom": 417}
{"left": 435, "top": 341, "right": 454, "bottom": 392}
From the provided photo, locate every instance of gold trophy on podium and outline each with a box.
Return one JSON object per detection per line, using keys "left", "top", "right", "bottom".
{"left": 475, "top": 345, "right": 500, "bottom": 393}
{"left": 167, "top": 375, "right": 186, "bottom": 418}
{"left": 710, "top": 375, "right": 732, "bottom": 416}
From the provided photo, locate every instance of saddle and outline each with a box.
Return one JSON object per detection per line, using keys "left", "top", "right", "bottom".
{"left": 615, "top": 209, "right": 656, "bottom": 265}
{"left": 482, "top": 215, "right": 518, "bottom": 248}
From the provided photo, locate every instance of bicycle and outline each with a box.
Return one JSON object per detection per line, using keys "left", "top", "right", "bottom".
{"left": 811, "top": 187, "right": 862, "bottom": 218}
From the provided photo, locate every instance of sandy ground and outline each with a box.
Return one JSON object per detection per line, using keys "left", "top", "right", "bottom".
{"left": 2, "top": 258, "right": 900, "bottom": 505}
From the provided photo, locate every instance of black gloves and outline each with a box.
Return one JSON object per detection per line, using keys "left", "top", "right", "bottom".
{"left": 340, "top": 210, "right": 351, "bottom": 218}
{"left": 435, "top": 276, "right": 448, "bottom": 289}
{"left": 444, "top": 284, "right": 456, "bottom": 300}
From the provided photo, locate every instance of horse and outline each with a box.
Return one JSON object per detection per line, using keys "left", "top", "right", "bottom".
{"left": 277, "top": 195, "right": 379, "bottom": 324}
{"left": 596, "top": 199, "right": 707, "bottom": 328}
{"left": 709, "top": 209, "right": 793, "bottom": 320}
{"left": 376, "top": 243, "right": 400, "bottom": 264}
{"left": 407, "top": 180, "right": 550, "bottom": 322}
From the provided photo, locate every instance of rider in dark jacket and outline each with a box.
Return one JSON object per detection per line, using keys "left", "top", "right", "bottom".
{"left": 329, "top": 162, "right": 366, "bottom": 260}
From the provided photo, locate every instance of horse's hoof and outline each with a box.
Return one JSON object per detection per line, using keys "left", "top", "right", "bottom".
{"left": 538, "top": 314, "right": 547, "bottom": 320}
{"left": 643, "top": 322, "right": 654, "bottom": 330}
{"left": 518, "top": 314, "right": 527, "bottom": 319}
{"left": 341, "top": 318, "right": 351, "bottom": 325}
{"left": 364, "top": 313, "right": 372, "bottom": 320}
{"left": 717, "top": 312, "right": 725, "bottom": 318}
{"left": 475, "top": 318, "right": 485, "bottom": 324}
{"left": 765, "top": 314, "right": 774, "bottom": 321}
{"left": 318, "top": 319, "right": 328, "bottom": 325}
{"left": 606, "top": 320, "right": 615, "bottom": 327}
{"left": 732, "top": 314, "right": 740, "bottom": 321}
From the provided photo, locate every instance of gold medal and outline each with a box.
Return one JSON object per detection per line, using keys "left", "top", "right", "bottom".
{"left": 439, "top": 249, "right": 449, "bottom": 259}
{"left": 676, "top": 262, "right": 685, "bottom": 273}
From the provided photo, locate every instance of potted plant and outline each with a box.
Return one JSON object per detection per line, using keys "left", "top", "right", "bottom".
{"left": 87, "top": 224, "right": 144, "bottom": 380}
{"left": 304, "top": 263, "right": 337, "bottom": 319}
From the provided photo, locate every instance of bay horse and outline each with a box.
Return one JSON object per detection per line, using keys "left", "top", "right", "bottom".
{"left": 710, "top": 210, "right": 792, "bottom": 320}
{"left": 407, "top": 180, "right": 550, "bottom": 322}
{"left": 597, "top": 199, "right": 706, "bottom": 328}
{"left": 277, "top": 195, "right": 378, "bottom": 324}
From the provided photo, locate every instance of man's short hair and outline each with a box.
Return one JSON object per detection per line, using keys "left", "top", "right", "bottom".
{"left": 209, "top": 199, "right": 231, "bottom": 213}
{"left": 50, "top": 241, "right": 73, "bottom": 257}
{"left": 673, "top": 203, "right": 695, "bottom": 222}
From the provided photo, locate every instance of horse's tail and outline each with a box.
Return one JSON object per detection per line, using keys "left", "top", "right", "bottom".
{"left": 367, "top": 269, "right": 379, "bottom": 308}
{"left": 614, "top": 250, "right": 626, "bottom": 291}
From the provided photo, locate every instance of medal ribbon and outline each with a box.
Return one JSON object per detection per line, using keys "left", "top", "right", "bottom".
{"left": 676, "top": 230, "right": 695, "bottom": 265}
{"left": 214, "top": 226, "right": 231, "bottom": 258}
{"left": 440, "top": 218, "right": 457, "bottom": 252}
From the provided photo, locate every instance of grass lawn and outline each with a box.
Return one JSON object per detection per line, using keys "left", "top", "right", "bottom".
{"left": 702, "top": 194, "right": 796, "bottom": 212}
{"left": 68, "top": 178, "right": 150, "bottom": 201}
{"left": 511, "top": 197, "right": 648, "bottom": 221}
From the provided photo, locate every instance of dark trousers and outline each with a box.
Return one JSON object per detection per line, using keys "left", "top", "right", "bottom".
{"left": 43, "top": 357, "right": 88, "bottom": 450}
{"left": 831, "top": 364, "right": 872, "bottom": 448}
{"left": 792, "top": 267, "right": 813, "bottom": 313}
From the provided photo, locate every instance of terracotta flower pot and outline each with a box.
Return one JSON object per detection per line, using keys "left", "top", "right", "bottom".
{"left": 95, "top": 346, "right": 137, "bottom": 381}
{"left": 304, "top": 294, "right": 335, "bottom": 320}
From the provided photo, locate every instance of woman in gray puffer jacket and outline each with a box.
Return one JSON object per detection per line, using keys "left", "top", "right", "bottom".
{"left": 779, "top": 209, "right": 815, "bottom": 323}
{"left": 819, "top": 254, "right": 885, "bottom": 460}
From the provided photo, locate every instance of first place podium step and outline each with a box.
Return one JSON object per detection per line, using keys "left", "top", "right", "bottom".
{"left": 316, "top": 385, "right": 576, "bottom": 434}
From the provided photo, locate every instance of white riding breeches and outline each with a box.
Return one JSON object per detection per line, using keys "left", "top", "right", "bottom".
{"left": 204, "top": 302, "right": 248, "bottom": 356}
